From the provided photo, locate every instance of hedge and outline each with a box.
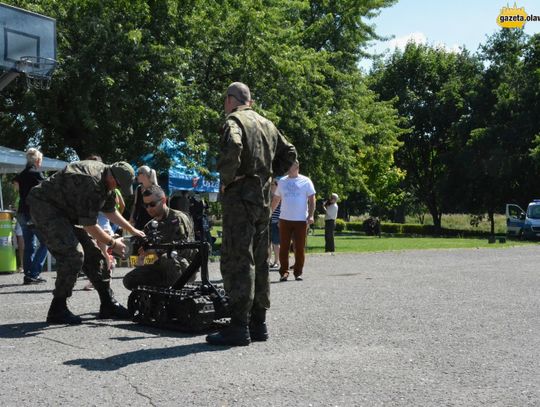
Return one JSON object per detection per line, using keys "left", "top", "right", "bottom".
{"left": 343, "top": 221, "right": 495, "bottom": 237}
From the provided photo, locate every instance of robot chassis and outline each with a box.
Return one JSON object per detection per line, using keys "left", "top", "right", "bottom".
{"left": 127, "top": 226, "right": 229, "bottom": 332}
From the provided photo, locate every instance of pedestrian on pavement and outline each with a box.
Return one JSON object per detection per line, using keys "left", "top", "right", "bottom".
{"left": 206, "top": 81, "right": 297, "bottom": 347}
{"left": 13, "top": 148, "right": 48, "bottom": 285}
{"left": 323, "top": 193, "right": 339, "bottom": 253}
{"left": 269, "top": 180, "right": 281, "bottom": 268}
{"left": 271, "top": 160, "right": 316, "bottom": 281}
{"left": 27, "top": 160, "right": 145, "bottom": 325}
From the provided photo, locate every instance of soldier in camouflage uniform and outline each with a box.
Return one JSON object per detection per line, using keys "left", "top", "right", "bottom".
{"left": 123, "top": 185, "right": 195, "bottom": 290}
{"left": 206, "top": 82, "right": 297, "bottom": 346}
{"left": 27, "top": 160, "right": 145, "bottom": 324}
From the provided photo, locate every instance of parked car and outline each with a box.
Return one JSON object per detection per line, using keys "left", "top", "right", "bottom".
{"left": 506, "top": 200, "right": 540, "bottom": 239}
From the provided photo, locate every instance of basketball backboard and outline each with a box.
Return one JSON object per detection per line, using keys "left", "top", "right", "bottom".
{"left": 0, "top": 2, "right": 56, "bottom": 75}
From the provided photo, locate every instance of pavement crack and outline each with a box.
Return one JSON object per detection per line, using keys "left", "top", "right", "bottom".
{"left": 7, "top": 326, "right": 86, "bottom": 350}
{"left": 116, "top": 370, "right": 157, "bottom": 406}
{"left": 39, "top": 335, "right": 86, "bottom": 349}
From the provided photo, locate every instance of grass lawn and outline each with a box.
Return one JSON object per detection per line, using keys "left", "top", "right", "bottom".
{"left": 210, "top": 227, "right": 535, "bottom": 254}
{"left": 305, "top": 230, "right": 533, "bottom": 253}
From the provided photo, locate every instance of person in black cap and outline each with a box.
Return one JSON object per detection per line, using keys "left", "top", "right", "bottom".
{"left": 27, "top": 160, "right": 145, "bottom": 324}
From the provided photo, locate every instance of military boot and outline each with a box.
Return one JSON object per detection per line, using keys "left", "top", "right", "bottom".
{"left": 249, "top": 310, "right": 269, "bottom": 342}
{"left": 95, "top": 283, "right": 131, "bottom": 320}
{"left": 206, "top": 322, "right": 251, "bottom": 346}
{"left": 46, "top": 297, "right": 82, "bottom": 325}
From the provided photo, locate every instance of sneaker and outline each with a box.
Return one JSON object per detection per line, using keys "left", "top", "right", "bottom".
{"left": 295, "top": 276, "right": 303, "bottom": 281}
{"left": 23, "top": 276, "right": 47, "bottom": 285}
{"left": 279, "top": 272, "right": 289, "bottom": 282}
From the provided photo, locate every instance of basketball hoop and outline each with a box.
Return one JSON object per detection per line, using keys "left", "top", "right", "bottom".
{"left": 17, "top": 56, "right": 57, "bottom": 90}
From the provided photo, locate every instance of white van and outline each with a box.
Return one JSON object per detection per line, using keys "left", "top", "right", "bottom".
{"left": 506, "top": 200, "right": 540, "bottom": 239}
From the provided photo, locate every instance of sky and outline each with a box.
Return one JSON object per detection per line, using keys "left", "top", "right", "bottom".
{"left": 360, "top": 0, "right": 540, "bottom": 70}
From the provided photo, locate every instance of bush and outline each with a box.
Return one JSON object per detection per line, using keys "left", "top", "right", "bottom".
{"left": 335, "top": 218, "right": 346, "bottom": 232}
{"left": 362, "top": 217, "right": 381, "bottom": 235}
{"left": 345, "top": 221, "right": 364, "bottom": 232}
{"left": 314, "top": 215, "right": 325, "bottom": 228}
{"left": 380, "top": 223, "right": 444, "bottom": 235}
{"left": 378, "top": 222, "right": 493, "bottom": 237}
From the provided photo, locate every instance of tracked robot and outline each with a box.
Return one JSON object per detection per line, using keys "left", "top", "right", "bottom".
{"left": 127, "top": 222, "right": 230, "bottom": 331}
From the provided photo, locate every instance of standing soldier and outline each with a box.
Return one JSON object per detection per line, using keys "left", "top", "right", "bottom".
{"left": 27, "top": 160, "right": 145, "bottom": 324}
{"left": 206, "top": 82, "right": 297, "bottom": 346}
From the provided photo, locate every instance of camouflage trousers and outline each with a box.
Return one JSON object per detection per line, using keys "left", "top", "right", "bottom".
{"left": 123, "top": 255, "right": 191, "bottom": 290}
{"left": 221, "top": 196, "right": 270, "bottom": 325}
{"left": 28, "top": 197, "right": 109, "bottom": 299}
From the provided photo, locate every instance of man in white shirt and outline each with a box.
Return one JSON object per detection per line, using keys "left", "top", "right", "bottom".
{"left": 271, "top": 160, "right": 316, "bottom": 281}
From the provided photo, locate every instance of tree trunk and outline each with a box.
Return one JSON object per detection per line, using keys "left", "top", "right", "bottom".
{"left": 393, "top": 204, "right": 406, "bottom": 223}
{"left": 429, "top": 208, "right": 442, "bottom": 230}
{"left": 488, "top": 210, "right": 495, "bottom": 236}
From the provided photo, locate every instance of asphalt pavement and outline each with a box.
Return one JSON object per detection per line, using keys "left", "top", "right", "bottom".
{"left": 1, "top": 245, "right": 539, "bottom": 406}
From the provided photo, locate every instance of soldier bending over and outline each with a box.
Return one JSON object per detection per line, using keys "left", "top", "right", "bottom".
{"left": 27, "top": 160, "right": 145, "bottom": 324}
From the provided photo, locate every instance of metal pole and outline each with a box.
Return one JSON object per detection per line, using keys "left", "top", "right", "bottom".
{"left": 0, "top": 177, "right": 4, "bottom": 210}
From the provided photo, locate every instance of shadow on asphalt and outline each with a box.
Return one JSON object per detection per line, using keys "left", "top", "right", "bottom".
{"left": 88, "top": 321, "right": 196, "bottom": 339}
{"left": 0, "top": 321, "right": 73, "bottom": 338}
{"left": 64, "top": 342, "right": 227, "bottom": 371}
{"left": 0, "top": 288, "right": 51, "bottom": 294}
{"left": 0, "top": 318, "right": 198, "bottom": 340}
{"left": 0, "top": 283, "right": 25, "bottom": 289}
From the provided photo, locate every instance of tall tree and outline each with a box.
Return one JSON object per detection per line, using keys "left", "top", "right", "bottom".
{"left": 1, "top": 0, "right": 402, "bottom": 207}
{"left": 370, "top": 43, "right": 482, "bottom": 228}
{"left": 463, "top": 30, "right": 540, "bottom": 233}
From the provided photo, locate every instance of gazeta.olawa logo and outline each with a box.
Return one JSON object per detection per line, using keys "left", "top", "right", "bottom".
{"left": 497, "top": 3, "right": 540, "bottom": 29}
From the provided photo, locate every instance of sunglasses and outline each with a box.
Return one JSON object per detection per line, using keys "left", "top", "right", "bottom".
{"left": 143, "top": 200, "right": 160, "bottom": 209}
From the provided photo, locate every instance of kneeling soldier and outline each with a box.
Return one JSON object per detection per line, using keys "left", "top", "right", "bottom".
{"left": 123, "top": 185, "right": 195, "bottom": 290}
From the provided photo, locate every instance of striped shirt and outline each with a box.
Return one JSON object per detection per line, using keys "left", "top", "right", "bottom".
{"left": 271, "top": 203, "right": 281, "bottom": 223}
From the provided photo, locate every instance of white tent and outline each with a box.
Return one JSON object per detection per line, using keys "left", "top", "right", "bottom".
{"left": 0, "top": 145, "right": 68, "bottom": 209}
{"left": 0, "top": 145, "right": 67, "bottom": 173}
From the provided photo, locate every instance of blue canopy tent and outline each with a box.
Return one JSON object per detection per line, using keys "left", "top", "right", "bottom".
{"left": 137, "top": 138, "right": 219, "bottom": 195}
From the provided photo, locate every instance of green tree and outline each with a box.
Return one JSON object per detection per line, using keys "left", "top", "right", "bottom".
{"left": 370, "top": 43, "right": 483, "bottom": 228}
{"left": 463, "top": 30, "right": 540, "bottom": 233}
{"left": 180, "top": 0, "right": 403, "bottom": 200}
{"left": 1, "top": 0, "right": 403, "bottom": 208}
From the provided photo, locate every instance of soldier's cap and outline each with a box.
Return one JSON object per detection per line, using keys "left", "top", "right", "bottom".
{"left": 226, "top": 82, "right": 251, "bottom": 104}
{"left": 110, "top": 161, "right": 135, "bottom": 196}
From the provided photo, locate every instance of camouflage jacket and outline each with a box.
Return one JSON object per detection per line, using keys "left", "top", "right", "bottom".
{"left": 28, "top": 160, "right": 116, "bottom": 226}
{"left": 144, "top": 206, "right": 196, "bottom": 265}
{"left": 217, "top": 106, "right": 297, "bottom": 206}
{"left": 144, "top": 207, "right": 194, "bottom": 244}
